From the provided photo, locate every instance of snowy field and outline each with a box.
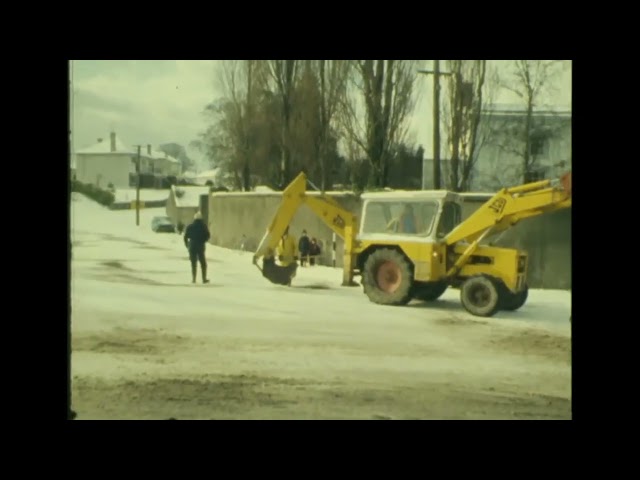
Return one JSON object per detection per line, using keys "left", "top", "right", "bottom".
{"left": 70, "top": 193, "right": 572, "bottom": 420}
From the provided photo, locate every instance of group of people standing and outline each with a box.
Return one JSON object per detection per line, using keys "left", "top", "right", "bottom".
{"left": 276, "top": 228, "right": 322, "bottom": 268}
{"left": 297, "top": 230, "right": 322, "bottom": 266}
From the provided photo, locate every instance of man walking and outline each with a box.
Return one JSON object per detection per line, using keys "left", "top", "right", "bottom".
{"left": 184, "top": 212, "right": 211, "bottom": 284}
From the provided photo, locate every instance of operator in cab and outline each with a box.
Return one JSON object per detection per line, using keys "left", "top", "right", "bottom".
{"left": 387, "top": 204, "right": 417, "bottom": 234}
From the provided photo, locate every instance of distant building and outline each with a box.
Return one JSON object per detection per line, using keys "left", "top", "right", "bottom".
{"left": 75, "top": 132, "right": 181, "bottom": 188}
{"left": 471, "top": 104, "right": 571, "bottom": 191}
{"left": 422, "top": 104, "right": 571, "bottom": 192}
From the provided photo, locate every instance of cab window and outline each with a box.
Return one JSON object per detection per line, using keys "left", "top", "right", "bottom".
{"left": 437, "top": 201, "right": 462, "bottom": 237}
{"left": 362, "top": 200, "right": 439, "bottom": 236}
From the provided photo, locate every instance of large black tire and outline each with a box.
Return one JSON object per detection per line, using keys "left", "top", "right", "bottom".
{"left": 460, "top": 275, "right": 501, "bottom": 317}
{"left": 413, "top": 281, "right": 448, "bottom": 302}
{"left": 500, "top": 284, "right": 529, "bottom": 311}
{"left": 362, "top": 248, "right": 413, "bottom": 306}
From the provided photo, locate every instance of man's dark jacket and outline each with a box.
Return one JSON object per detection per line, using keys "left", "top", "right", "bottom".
{"left": 298, "top": 235, "right": 310, "bottom": 255}
{"left": 184, "top": 219, "right": 211, "bottom": 252}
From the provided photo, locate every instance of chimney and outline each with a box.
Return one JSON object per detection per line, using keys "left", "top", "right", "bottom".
{"left": 110, "top": 132, "right": 116, "bottom": 152}
{"left": 147, "top": 144, "right": 152, "bottom": 156}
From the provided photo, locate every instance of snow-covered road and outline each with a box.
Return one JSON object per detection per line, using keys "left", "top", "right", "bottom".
{"left": 70, "top": 193, "right": 572, "bottom": 420}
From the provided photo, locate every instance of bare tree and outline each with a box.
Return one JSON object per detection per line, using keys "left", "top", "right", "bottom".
{"left": 289, "top": 65, "right": 321, "bottom": 179}
{"left": 338, "top": 60, "right": 418, "bottom": 188}
{"left": 267, "top": 60, "right": 300, "bottom": 188}
{"left": 314, "top": 60, "right": 350, "bottom": 191}
{"left": 198, "top": 98, "right": 242, "bottom": 189}
{"left": 281, "top": 61, "right": 349, "bottom": 192}
{"left": 441, "top": 60, "right": 488, "bottom": 192}
{"left": 215, "top": 60, "right": 269, "bottom": 190}
{"left": 501, "top": 60, "right": 565, "bottom": 183}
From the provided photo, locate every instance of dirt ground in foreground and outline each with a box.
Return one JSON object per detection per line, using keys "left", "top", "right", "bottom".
{"left": 71, "top": 323, "right": 571, "bottom": 420}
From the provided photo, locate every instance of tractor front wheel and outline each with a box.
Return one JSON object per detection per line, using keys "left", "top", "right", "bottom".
{"left": 362, "top": 248, "right": 413, "bottom": 306}
{"left": 460, "top": 275, "right": 501, "bottom": 317}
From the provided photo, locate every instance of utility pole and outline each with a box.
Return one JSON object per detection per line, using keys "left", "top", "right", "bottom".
{"left": 69, "top": 60, "right": 74, "bottom": 175}
{"left": 418, "top": 61, "right": 452, "bottom": 190}
{"left": 68, "top": 59, "right": 76, "bottom": 421}
{"left": 133, "top": 145, "right": 141, "bottom": 226}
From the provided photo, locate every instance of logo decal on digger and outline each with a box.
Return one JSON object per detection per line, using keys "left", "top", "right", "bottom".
{"left": 489, "top": 198, "right": 506, "bottom": 215}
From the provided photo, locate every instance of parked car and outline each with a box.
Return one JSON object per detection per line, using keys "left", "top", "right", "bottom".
{"left": 151, "top": 216, "right": 175, "bottom": 233}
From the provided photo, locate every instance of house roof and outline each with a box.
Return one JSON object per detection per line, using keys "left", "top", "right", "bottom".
{"left": 150, "top": 149, "right": 180, "bottom": 164}
{"left": 171, "top": 185, "right": 210, "bottom": 208}
{"left": 76, "top": 134, "right": 180, "bottom": 164}
{"left": 76, "top": 135, "right": 135, "bottom": 155}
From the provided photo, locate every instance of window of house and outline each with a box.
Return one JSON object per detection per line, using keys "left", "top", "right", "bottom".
{"left": 530, "top": 134, "right": 549, "bottom": 157}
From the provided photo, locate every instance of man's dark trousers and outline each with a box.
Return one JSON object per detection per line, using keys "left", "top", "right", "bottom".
{"left": 190, "top": 246, "right": 207, "bottom": 283}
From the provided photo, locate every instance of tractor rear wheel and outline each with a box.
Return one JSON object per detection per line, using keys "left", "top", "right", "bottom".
{"left": 460, "top": 275, "right": 501, "bottom": 317}
{"left": 413, "top": 281, "right": 448, "bottom": 302}
{"left": 500, "top": 284, "right": 529, "bottom": 311}
{"left": 362, "top": 248, "right": 413, "bottom": 306}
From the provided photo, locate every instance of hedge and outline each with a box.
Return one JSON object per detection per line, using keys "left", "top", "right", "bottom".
{"left": 71, "top": 179, "right": 115, "bottom": 207}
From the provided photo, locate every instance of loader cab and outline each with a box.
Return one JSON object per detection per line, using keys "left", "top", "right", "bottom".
{"left": 358, "top": 191, "right": 463, "bottom": 242}
{"left": 436, "top": 200, "right": 462, "bottom": 239}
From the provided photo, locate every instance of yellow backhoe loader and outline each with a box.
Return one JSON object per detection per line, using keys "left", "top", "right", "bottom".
{"left": 252, "top": 172, "right": 572, "bottom": 317}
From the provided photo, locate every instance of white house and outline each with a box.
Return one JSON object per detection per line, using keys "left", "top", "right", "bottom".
{"left": 75, "top": 132, "right": 182, "bottom": 188}
{"left": 146, "top": 145, "right": 182, "bottom": 177}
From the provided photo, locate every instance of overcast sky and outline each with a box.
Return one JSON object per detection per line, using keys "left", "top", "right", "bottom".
{"left": 70, "top": 60, "right": 571, "bottom": 168}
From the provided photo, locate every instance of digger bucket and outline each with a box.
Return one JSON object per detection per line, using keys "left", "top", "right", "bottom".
{"left": 260, "top": 257, "right": 298, "bottom": 286}
{"left": 560, "top": 171, "right": 572, "bottom": 196}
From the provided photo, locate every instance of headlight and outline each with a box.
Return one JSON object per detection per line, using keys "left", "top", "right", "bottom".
{"left": 518, "top": 256, "right": 526, "bottom": 271}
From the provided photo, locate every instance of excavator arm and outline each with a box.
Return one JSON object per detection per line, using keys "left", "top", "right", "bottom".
{"left": 252, "top": 173, "right": 307, "bottom": 264}
{"left": 444, "top": 172, "right": 571, "bottom": 277}
{"left": 253, "top": 172, "right": 358, "bottom": 285}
